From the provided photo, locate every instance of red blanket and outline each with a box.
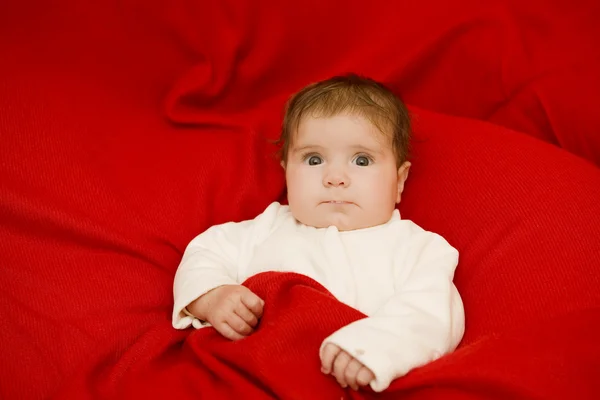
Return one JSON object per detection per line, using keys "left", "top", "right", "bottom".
{"left": 2, "top": 1, "right": 600, "bottom": 399}
{"left": 55, "top": 272, "right": 600, "bottom": 400}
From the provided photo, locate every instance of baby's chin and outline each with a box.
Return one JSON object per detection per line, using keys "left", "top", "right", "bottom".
{"left": 295, "top": 213, "right": 379, "bottom": 232}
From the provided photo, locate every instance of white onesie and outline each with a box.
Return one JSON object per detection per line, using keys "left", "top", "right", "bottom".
{"left": 173, "top": 201, "right": 464, "bottom": 392}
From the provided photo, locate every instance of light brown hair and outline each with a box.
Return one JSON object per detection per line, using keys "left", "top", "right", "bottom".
{"left": 277, "top": 74, "right": 411, "bottom": 167}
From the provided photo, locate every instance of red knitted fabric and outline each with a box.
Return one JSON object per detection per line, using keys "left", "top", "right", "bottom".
{"left": 1, "top": 1, "right": 599, "bottom": 399}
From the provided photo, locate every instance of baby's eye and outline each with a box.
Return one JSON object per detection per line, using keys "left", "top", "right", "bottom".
{"left": 353, "top": 155, "right": 372, "bottom": 167}
{"left": 305, "top": 155, "right": 323, "bottom": 166}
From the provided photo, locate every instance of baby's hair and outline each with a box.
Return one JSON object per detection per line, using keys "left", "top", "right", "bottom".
{"left": 277, "top": 74, "right": 411, "bottom": 167}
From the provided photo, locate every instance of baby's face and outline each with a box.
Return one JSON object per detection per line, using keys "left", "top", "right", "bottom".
{"left": 284, "top": 114, "right": 410, "bottom": 231}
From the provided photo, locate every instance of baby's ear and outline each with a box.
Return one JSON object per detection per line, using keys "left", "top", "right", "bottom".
{"left": 396, "top": 161, "right": 411, "bottom": 204}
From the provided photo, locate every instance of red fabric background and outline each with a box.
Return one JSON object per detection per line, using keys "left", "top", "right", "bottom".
{"left": 1, "top": 1, "right": 599, "bottom": 399}
{"left": 163, "top": 0, "right": 600, "bottom": 164}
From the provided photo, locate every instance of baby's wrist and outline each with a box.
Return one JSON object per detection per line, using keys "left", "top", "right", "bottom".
{"left": 186, "top": 296, "right": 209, "bottom": 321}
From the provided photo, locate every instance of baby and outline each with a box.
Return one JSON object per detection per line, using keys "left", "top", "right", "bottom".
{"left": 172, "top": 74, "right": 465, "bottom": 392}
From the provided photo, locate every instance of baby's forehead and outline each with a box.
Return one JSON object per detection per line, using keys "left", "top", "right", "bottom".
{"left": 293, "top": 113, "right": 393, "bottom": 146}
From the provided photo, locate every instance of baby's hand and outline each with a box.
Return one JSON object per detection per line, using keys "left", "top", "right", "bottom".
{"left": 320, "top": 343, "right": 375, "bottom": 391}
{"left": 189, "top": 284, "right": 264, "bottom": 341}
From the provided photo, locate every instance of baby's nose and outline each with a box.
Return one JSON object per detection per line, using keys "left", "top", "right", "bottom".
{"left": 323, "top": 169, "right": 349, "bottom": 187}
{"left": 327, "top": 177, "right": 345, "bottom": 186}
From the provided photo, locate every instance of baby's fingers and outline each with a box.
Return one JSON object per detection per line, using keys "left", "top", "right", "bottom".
{"left": 215, "top": 321, "right": 245, "bottom": 341}
{"left": 344, "top": 358, "right": 363, "bottom": 390}
{"left": 240, "top": 289, "right": 264, "bottom": 318}
{"left": 320, "top": 343, "right": 341, "bottom": 374}
{"left": 225, "top": 313, "right": 254, "bottom": 337}
{"left": 235, "top": 302, "right": 259, "bottom": 328}
{"left": 356, "top": 366, "right": 375, "bottom": 387}
{"left": 333, "top": 351, "right": 351, "bottom": 388}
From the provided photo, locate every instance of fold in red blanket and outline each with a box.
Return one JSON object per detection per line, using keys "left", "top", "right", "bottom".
{"left": 2, "top": 1, "right": 600, "bottom": 400}
{"left": 55, "top": 272, "right": 600, "bottom": 400}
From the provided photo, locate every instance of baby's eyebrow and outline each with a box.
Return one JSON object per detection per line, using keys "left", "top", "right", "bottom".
{"left": 349, "top": 144, "right": 383, "bottom": 154}
{"left": 292, "top": 145, "right": 323, "bottom": 153}
{"left": 291, "top": 144, "right": 384, "bottom": 154}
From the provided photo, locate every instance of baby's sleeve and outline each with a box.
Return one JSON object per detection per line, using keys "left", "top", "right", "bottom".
{"left": 320, "top": 224, "right": 464, "bottom": 392}
{"left": 172, "top": 202, "right": 284, "bottom": 329}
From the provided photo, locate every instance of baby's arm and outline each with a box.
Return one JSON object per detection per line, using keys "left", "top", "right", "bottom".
{"left": 320, "top": 227, "right": 464, "bottom": 392}
{"left": 172, "top": 202, "right": 283, "bottom": 331}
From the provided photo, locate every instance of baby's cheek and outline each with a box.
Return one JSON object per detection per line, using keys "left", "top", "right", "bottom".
{"left": 362, "top": 176, "right": 397, "bottom": 207}
{"left": 291, "top": 169, "right": 320, "bottom": 192}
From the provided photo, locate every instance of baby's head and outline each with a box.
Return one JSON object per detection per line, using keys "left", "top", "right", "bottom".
{"left": 278, "top": 74, "right": 412, "bottom": 231}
